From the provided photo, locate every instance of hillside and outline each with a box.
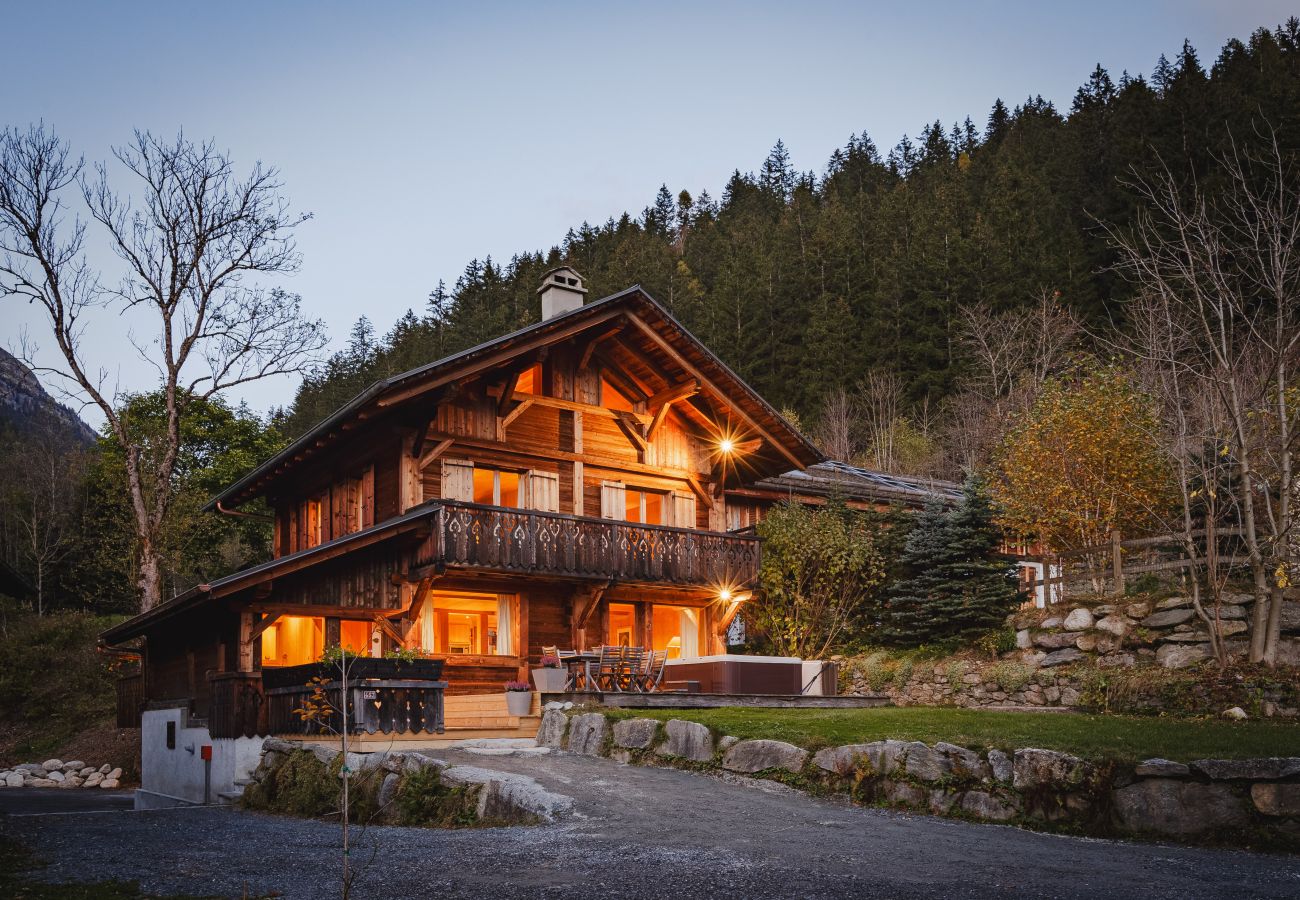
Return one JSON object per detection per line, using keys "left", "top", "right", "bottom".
{"left": 0, "top": 348, "right": 96, "bottom": 443}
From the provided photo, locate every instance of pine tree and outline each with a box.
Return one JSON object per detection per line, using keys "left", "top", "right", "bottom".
{"left": 878, "top": 499, "right": 955, "bottom": 645}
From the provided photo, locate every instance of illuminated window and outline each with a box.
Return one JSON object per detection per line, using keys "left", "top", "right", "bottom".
{"left": 261, "top": 615, "right": 325, "bottom": 667}
{"left": 340, "top": 620, "right": 373, "bottom": 656}
{"left": 652, "top": 605, "right": 700, "bottom": 659}
{"left": 514, "top": 363, "right": 541, "bottom": 395}
{"left": 418, "top": 592, "right": 515, "bottom": 656}
{"left": 472, "top": 467, "right": 521, "bottom": 507}
{"left": 601, "top": 376, "right": 634, "bottom": 412}
{"left": 609, "top": 603, "right": 637, "bottom": 646}
{"left": 625, "top": 488, "right": 668, "bottom": 525}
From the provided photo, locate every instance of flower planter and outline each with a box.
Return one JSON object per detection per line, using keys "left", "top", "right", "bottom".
{"left": 505, "top": 690, "right": 533, "bottom": 716}
{"left": 531, "top": 667, "right": 568, "bottom": 693}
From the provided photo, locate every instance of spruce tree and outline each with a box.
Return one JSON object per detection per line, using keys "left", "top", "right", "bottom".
{"left": 878, "top": 498, "right": 955, "bottom": 645}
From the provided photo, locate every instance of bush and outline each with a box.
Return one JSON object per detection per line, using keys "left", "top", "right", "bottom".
{"left": 975, "top": 627, "right": 1018, "bottom": 658}
{"left": 986, "top": 661, "right": 1034, "bottom": 693}
{"left": 395, "top": 766, "right": 479, "bottom": 827}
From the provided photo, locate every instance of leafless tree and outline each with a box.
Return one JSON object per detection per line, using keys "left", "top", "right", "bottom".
{"left": 0, "top": 126, "right": 326, "bottom": 611}
{"left": 859, "top": 369, "right": 903, "bottom": 471}
{"left": 1104, "top": 126, "right": 1300, "bottom": 666}
{"left": 813, "top": 385, "right": 857, "bottom": 462}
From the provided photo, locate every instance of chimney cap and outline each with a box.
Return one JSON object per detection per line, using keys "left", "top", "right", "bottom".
{"left": 537, "top": 266, "right": 587, "bottom": 296}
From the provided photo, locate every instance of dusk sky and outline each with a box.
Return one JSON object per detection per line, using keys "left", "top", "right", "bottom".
{"left": 2, "top": 0, "right": 1293, "bottom": 423}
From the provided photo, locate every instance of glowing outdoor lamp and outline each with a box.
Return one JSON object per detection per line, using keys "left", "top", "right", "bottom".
{"left": 718, "top": 437, "right": 736, "bottom": 454}
{"left": 719, "top": 587, "right": 733, "bottom": 602}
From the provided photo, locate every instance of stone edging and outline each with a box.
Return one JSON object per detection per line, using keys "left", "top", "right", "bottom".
{"left": 0, "top": 759, "right": 124, "bottom": 790}
{"left": 538, "top": 707, "right": 1300, "bottom": 849}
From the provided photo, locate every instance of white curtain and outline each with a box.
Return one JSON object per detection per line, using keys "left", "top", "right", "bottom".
{"left": 419, "top": 600, "right": 435, "bottom": 653}
{"left": 678, "top": 608, "right": 699, "bottom": 658}
{"left": 496, "top": 595, "right": 514, "bottom": 655}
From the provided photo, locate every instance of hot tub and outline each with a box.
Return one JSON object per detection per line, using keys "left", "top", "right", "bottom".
{"left": 662, "top": 655, "right": 804, "bottom": 695}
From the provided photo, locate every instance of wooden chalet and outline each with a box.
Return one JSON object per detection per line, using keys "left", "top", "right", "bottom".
{"left": 101, "top": 268, "right": 822, "bottom": 739}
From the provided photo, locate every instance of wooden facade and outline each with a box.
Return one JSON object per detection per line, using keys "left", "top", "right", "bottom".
{"left": 102, "top": 274, "right": 822, "bottom": 726}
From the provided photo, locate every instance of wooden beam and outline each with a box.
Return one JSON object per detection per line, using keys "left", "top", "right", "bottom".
{"left": 373, "top": 613, "right": 407, "bottom": 649}
{"left": 645, "top": 402, "right": 672, "bottom": 442}
{"left": 578, "top": 324, "right": 624, "bottom": 371}
{"left": 592, "top": 350, "right": 650, "bottom": 402}
{"left": 624, "top": 311, "right": 805, "bottom": 469}
{"left": 500, "top": 396, "right": 536, "bottom": 430}
{"left": 411, "top": 417, "right": 433, "bottom": 458}
{"left": 496, "top": 369, "right": 522, "bottom": 417}
{"left": 251, "top": 612, "right": 281, "bottom": 639}
{"left": 572, "top": 580, "right": 613, "bottom": 649}
{"left": 376, "top": 307, "right": 626, "bottom": 408}
{"left": 686, "top": 475, "right": 713, "bottom": 509}
{"left": 715, "top": 595, "right": 751, "bottom": 635}
{"left": 614, "top": 411, "right": 649, "bottom": 454}
{"left": 646, "top": 379, "right": 700, "bottom": 409}
{"left": 238, "top": 611, "right": 256, "bottom": 673}
{"left": 485, "top": 388, "right": 650, "bottom": 425}
{"left": 418, "top": 438, "right": 454, "bottom": 471}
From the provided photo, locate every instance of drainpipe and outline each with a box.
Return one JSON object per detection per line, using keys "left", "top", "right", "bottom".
{"left": 215, "top": 500, "right": 273, "bottom": 521}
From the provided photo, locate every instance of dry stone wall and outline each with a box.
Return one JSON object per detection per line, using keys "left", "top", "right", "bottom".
{"left": 537, "top": 707, "right": 1300, "bottom": 849}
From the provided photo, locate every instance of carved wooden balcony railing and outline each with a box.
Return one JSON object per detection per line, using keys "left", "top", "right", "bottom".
{"left": 265, "top": 679, "right": 447, "bottom": 737}
{"left": 420, "top": 501, "right": 760, "bottom": 587}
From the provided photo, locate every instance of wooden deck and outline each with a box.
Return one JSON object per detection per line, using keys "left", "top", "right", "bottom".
{"left": 541, "top": 691, "right": 892, "bottom": 709}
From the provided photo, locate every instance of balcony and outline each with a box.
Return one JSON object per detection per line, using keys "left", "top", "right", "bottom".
{"left": 417, "top": 501, "right": 760, "bottom": 588}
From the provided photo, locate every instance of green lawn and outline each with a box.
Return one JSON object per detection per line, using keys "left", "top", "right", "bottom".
{"left": 603, "top": 706, "right": 1300, "bottom": 763}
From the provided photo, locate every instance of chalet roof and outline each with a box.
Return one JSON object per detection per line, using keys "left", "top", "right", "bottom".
{"left": 741, "top": 460, "right": 962, "bottom": 509}
{"left": 210, "top": 285, "right": 823, "bottom": 509}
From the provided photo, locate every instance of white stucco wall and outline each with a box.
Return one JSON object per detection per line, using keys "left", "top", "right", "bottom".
{"left": 137, "top": 707, "right": 262, "bottom": 809}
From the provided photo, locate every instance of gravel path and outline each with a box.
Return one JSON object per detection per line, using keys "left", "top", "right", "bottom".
{"left": 3, "top": 751, "right": 1297, "bottom": 899}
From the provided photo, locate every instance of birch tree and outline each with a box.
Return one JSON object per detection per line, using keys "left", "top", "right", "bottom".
{"left": 0, "top": 126, "right": 326, "bottom": 611}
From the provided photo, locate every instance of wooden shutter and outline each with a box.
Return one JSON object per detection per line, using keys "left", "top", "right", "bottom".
{"left": 360, "top": 465, "right": 375, "bottom": 529}
{"left": 527, "top": 470, "right": 559, "bottom": 513}
{"left": 441, "top": 459, "right": 474, "bottom": 501}
{"left": 671, "top": 491, "right": 697, "bottom": 529}
{"left": 600, "top": 481, "right": 625, "bottom": 520}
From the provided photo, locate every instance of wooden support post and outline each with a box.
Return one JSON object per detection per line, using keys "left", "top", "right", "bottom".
{"left": 238, "top": 611, "right": 255, "bottom": 673}
{"left": 1111, "top": 529, "right": 1124, "bottom": 595}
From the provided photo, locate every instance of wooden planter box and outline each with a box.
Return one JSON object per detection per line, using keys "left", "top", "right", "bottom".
{"left": 261, "top": 657, "right": 445, "bottom": 689}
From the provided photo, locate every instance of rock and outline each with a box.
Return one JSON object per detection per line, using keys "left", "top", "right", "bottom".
{"left": 41, "top": 759, "right": 63, "bottom": 772}
{"left": 928, "top": 788, "right": 962, "bottom": 815}
{"left": 564, "top": 713, "right": 607, "bottom": 756}
{"left": 1250, "top": 783, "right": 1300, "bottom": 817}
{"left": 1160, "top": 631, "right": 1211, "bottom": 643}
{"left": 1156, "top": 643, "right": 1212, "bottom": 669}
{"left": 1034, "top": 632, "right": 1079, "bottom": 650}
{"left": 83, "top": 773, "right": 103, "bottom": 787}
{"left": 935, "top": 742, "right": 989, "bottom": 780}
{"left": 1221, "top": 706, "right": 1248, "bottom": 720}
{"left": 1215, "top": 605, "right": 1247, "bottom": 620}
{"left": 723, "top": 739, "right": 808, "bottom": 774}
{"left": 1094, "top": 615, "right": 1128, "bottom": 638}
{"left": 1060, "top": 687, "right": 1081, "bottom": 706}
{"left": 5, "top": 772, "right": 23, "bottom": 788}
{"left": 1124, "top": 601, "right": 1152, "bottom": 618}
{"left": 29, "top": 778, "right": 56, "bottom": 787}
{"left": 543, "top": 700, "right": 564, "bottom": 711}
{"left": 1074, "top": 633, "right": 1098, "bottom": 652}
{"left": 1093, "top": 604, "right": 1116, "bottom": 616}
{"left": 46, "top": 770, "right": 65, "bottom": 783}
{"left": 1112, "top": 780, "right": 1248, "bottom": 835}
{"left": 78, "top": 767, "right": 95, "bottom": 778}
{"left": 1155, "top": 596, "right": 1192, "bottom": 610}
{"left": 1043, "top": 686, "right": 1061, "bottom": 703}
{"left": 1191, "top": 757, "right": 1300, "bottom": 780}
{"left": 377, "top": 772, "right": 400, "bottom": 809}
{"left": 813, "top": 740, "right": 908, "bottom": 777}
{"left": 1013, "top": 748, "right": 1093, "bottom": 790}
{"left": 904, "top": 743, "right": 952, "bottom": 782}
{"left": 58, "top": 775, "right": 82, "bottom": 788}
{"left": 1015, "top": 629, "right": 1032, "bottom": 649}
{"left": 1143, "top": 608, "right": 1195, "bottom": 628}
{"left": 536, "top": 709, "right": 569, "bottom": 748}
{"left": 1214, "top": 621, "right": 1248, "bottom": 637}
{"left": 61, "top": 760, "right": 85, "bottom": 773}
{"left": 1020, "top": 650, "right": 1046, "bottom": 667}
{"left": 961, "top": 672, "right": 982, "bottom": 685}
{"left": 961, "top": 790, "right": 1019, "bottom": 821}
{"left": 987, "top": 749, "right": 1013, "bottom": 784}
{"left": 1040, "top": 616, "right": 1064, "bottom": 629}
{"left": 612, "top": 718, "right": 658, "bottom": 750}
{"left": 717, "top": 735, "right": 740, "bottom": 752}
{"left": 881, "top": 779, "right": 926, "bottom": 808}
{"left": 1281, "top": 601, "right": 1300, "bottom": 633}
{"left": 1041, "top": 648, "right": 1084, "bottom": 667}
{"left": 656, "top": 719, "right": 713, "bottom": 762}
{"left": 1063, "top": 608, "right": 1094, "bottom": 630}
{"left": 17, "top": 763, "right": 46, "bottom": 774}
{"left": 99, "top": 779, "right": 120, "bottom": 789}
{"left": 98, "top": 763, "right": 113, "bottom": 774}
{"left": 1135, "top": 758, "right": 1190, "bottom": 777}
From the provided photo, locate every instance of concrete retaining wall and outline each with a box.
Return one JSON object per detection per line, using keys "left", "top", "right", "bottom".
{"left": 137, "top": 708, "right": 261, "bottom": 808}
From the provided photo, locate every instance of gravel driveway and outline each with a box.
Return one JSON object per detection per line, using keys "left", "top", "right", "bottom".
{"left": 3, "top": 750, "right": 1297, "bottom": 899}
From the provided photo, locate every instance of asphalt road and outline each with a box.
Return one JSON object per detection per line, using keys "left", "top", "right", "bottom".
{"left": 3, "top": 753, "right": 1298, "bottom": 900}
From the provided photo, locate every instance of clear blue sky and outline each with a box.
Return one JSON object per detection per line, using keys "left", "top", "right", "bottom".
{"left": 1, "top": 0, "right": 1293, "bottom": 421}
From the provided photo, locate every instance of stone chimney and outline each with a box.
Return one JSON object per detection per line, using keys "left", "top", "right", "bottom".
{"left": 538, "top": 266, "right": 587, "bottom": 320}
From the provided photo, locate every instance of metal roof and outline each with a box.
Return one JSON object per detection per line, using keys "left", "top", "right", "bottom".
{"left": 749, "top": 460, "right": 962, "bottom": 507}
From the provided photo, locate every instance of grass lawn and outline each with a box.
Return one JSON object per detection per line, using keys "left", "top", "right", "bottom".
{"left": 603, "top": 706, "right": 1300, "bottom": 763}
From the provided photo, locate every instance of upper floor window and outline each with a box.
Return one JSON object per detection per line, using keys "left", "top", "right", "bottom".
{"left": 442, "top": 460, "right": 559, "bottom": 513}
{"left": 514, "top": 363, "right": 542, "bottom": 395}
{"left": 600, "top": 482, "right": 696, "bottom": 527}
{"left": 473, "top": 466, "right": 521, "bottom": 507}
{"left": 601, "top": 376, "right": 635, "bottom": 412}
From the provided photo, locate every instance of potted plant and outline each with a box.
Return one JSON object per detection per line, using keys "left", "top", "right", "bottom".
{"left": 504, "top": 681, "right": 533, "bottom": 716}
{"left": 531, "top": 655, "right": 568, "bottom": 693}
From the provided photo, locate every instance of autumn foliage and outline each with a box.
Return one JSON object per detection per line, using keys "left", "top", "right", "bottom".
{"left": 991, "top": 364, "right": 1175, "bottom": 552}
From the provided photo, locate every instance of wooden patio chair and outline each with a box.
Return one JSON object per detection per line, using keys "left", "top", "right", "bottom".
{"left": 591, "top": 645, "right": 624, "bottom": 692}
{"left": 619, "top": 646, "right": 646, "bottom": 692}
{"left": 637, "top": 649, "right": 669, "bottom": 692}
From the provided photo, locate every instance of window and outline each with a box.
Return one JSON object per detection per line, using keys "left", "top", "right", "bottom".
{"left": 601, "top": 376, "right": 634, "bottom": 412}
{"left": 652, "top": 605, "right": 701, "bottom": 659}
{"left": 514, "top": 363, "right": 542, "bottom": 395}
{"left": 472, "top": 467, "right": 521, "bottom": 507}
{"left": 609, "top": 603, "right": 637, "bottom": 646}
{"left": 340, "top": 620, "right": 373, "bottom": 656}
{"left": 418, "top": 591, "right": 516, "bottom": 656}
{"left": 261, "top": 615, "right": 325, "bottom": 667}
{"left": 601, "top": 481, "right": 669, "bottom": 524}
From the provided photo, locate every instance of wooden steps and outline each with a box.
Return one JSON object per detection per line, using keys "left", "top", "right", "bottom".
{"left": 443, "top": 691, "right": 540, "bottom": 733}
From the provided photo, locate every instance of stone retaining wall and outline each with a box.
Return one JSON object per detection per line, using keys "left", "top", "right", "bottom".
{"left": 537, "top": 707, "right": 1300, "bottom": 849}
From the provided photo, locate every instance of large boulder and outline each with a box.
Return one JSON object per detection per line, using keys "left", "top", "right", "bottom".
{"left": 612, "top": 718, "right": 659, "bottom": 750}
{"left": 935, "top": 742, "right": 990, "bottom": 780}
{"left": 1015, "top": 629, "right": 1032, "bottom": 649}
{"left": 536, "top": 709, "right": 569, "bottom": 748}
{"left": 1156, "top": 642, "right": 1212, "bottom": 669}
{"left": 1155, "top": 596, "right": 1192, "bottom": 610}
{"left": 1041, "top": 648, "right": 1084, "bottom": 667}
{"left": 1063, "top": 608, "right": 1094, "bottom": 631}
{"left": 960, "top": 790, "right": 1020, "bottom": 821}
{"left": 1124, "top": 601, "right": 1152, "bottom": 619}
{"left": 1094, "top": 615, "right": 1129, "bottom": 638}
{"left": 904, "top": 743, "right": 952, "bottom": 782}
{"left": 4, "top": 773, "right": 23, "bottom": 788}
{"left": 812, "top": 740, "right": 908, "bottom": 777}
{"left": 1191, "top": 757, "right": 1300, "bottom": 781}
{"left": 565, "top": 713, "right": 607, "bottom": 756}
{"left": 1112, "top": 780, "right": 1248, "bottom": 836}
{"left": 1134, "top": 758, "right": 1190, "bottom": 778}
{"left": 722, "top": 739, "right": 808, "bottom": 774}
{"left": 1250, "top": 783, "right": 1300, "bottom": 817}
{"left": 1281, "top": 601, "right": 1300, "bottom": 633}
{"left": 1034, "top": 632, "right": 1079, "bottom": 650}
{"left": 1142, "top": 608, "right": 1195, "bottom": 628}
{"left": 881, "top": 779, "right": 926, "bottom": 808}
{"left": 656, "top": 719, "right": 713, "bottom": 762}
{"left": 1012, "top": 748, "right": 1093, "bottom": 790}
{"left": 41, "top": 759, "right": 63, "bottom": 772}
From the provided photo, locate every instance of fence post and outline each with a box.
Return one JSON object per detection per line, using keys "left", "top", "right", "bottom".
{"left": 1111, "top": 529, "right": 1124, "bottom": 595}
